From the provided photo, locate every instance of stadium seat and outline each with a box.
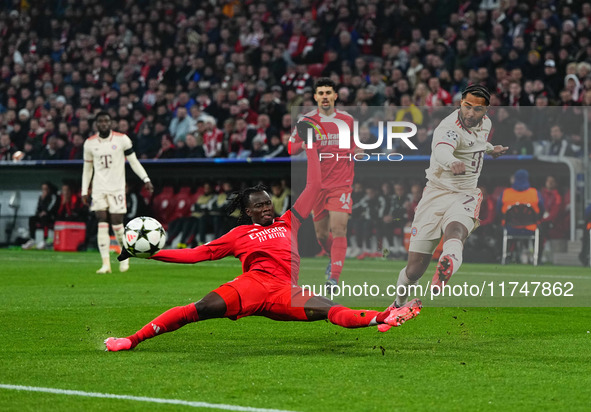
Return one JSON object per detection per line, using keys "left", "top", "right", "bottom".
{"left": 140, "top": 185, "right": 153, "bottom": 205}
{"left": 152, "top": 186, "right": 175, "bottom": 227}
{"left": 501, "top": 203, "right": 541, "bottom": 266}
{"left": 167, "top": 187, "right": 196, "bottom": 222}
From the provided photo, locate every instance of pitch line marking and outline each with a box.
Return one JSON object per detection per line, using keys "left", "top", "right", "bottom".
{"left": 0, "top": 384, "right": 298, "bottom": 412}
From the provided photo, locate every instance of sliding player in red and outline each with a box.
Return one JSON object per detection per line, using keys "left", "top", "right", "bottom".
{"left": 105, "top": 144, "right": 421, "bottom": 352}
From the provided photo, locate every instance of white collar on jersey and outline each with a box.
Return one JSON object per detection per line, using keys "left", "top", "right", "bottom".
{"left": 318, "top": 109, "right": 337, "bottom": 118}
{"left": 98, "top": 130, "right": 113, "bottom": 141}
{"left": 251, "top": 219, "right": 276, "bottom": 227}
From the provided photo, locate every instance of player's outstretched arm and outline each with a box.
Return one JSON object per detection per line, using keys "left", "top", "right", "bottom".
{"left": 149, "top": 231, "right": 235, "bottom": 264}
{"left": 292, "top": 144, "right": 321, "bottom": 220}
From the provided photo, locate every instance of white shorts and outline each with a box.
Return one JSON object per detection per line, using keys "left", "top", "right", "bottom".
{"left": 90, "top": 190, "right": 127, "bottom": 214}
{"left": 408, "top": 185, "right": 482, "bottom": 255}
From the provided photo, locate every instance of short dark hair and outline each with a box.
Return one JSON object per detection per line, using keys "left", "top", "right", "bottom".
{"left": 462, "top": 85, "right": 491, "bottom": 106}
{"left": 95, "top": 110, "right": 111, "bottom": 120}
{"left": 313, "top": 77, "right": 337, "bottom": 94}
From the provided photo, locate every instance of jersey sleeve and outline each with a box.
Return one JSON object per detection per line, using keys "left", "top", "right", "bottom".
{"left": 433, "top": 126, "right": 459, "bottom": 151}
{"left": 151, "top": 228, "right": 236, "bottom": 263}
{"left": 83, "top": 141, "right": 93, "bottom": 162}
{"left": 122, "top": 134, "right": 134, "bottom": 155}
{"left": 288, "top": 127, "right": 304, "bottom": 155}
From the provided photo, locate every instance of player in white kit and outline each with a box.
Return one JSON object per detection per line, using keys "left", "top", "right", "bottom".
{"left": 392, "top": 85, "right": 508, "bottom": 312}
{"left": 82, "top": 111, "right": 154, "bottom": 273}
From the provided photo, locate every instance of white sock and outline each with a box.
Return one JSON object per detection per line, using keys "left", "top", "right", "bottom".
{"left": 395, "top": 267, "right": 418, "bottom": 307}
{"left": 34, "top": 228, "right": 44, "bottom": 244}
{"left": 441, "top": 239, "right": 463, "bottom": 275}
{"left": 47, "top": 229, "right": 54, "bottom": 242}
{"left": 97, "top": 222, "right": 110, "bottom": 266}
{"left": 113, "top": 224, "right": 124, "bottom": 249}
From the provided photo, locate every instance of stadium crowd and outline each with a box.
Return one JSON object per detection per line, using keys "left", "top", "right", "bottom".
{"left": 1, "top": 0, "right": 591, "bottom": 161}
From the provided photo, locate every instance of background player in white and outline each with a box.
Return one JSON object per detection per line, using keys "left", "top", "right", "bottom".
{"left": 393, "top": 85, "right": 508, "bottom": 309}
{"left": 82, "top": 111, "right": 154, "bottom": 274}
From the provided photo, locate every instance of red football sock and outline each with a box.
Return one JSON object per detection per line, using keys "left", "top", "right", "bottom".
{"left": 126, "top": 303, "right": 199, "bottom": 348}
{"left": 328, "top": 306, "right": 384, "bottom": 328}
{"left": 329, "top": 236, "right": 347, "bottom": 280}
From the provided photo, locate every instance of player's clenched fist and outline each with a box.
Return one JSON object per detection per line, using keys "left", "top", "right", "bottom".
{"left": 450, "top": 161, "right": 466, "bottom": 175}
{"left": 490, "top": 145, "right": 509, "bottom": 158}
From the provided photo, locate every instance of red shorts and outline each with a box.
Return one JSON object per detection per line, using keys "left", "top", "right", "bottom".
{"left": 312, "top": 186, "right": 352, "bottom": 222}
{"left": 212, "top": 271, "right": 315, "bottom": 321}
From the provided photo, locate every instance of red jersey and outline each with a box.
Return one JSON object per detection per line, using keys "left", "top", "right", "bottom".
{"left": 153, "top": 210, "right": 304, "bottom": 284}
{"left": 151, "top": 143, "right": 322, "bottom": 287}
{"left": 290, "top": 108, "right": 355, "bottom": 190}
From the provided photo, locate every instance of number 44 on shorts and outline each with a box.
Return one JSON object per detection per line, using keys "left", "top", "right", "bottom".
{"left": 340, "top": 193, "right": 351, "bottom": 210}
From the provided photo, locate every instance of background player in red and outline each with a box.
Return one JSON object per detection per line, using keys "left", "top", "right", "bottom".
{"left": 289, "top": 78, "right": 356, "bottom": 288}
{"left": 105, "top": 144, "right": 421, "bottom": 352}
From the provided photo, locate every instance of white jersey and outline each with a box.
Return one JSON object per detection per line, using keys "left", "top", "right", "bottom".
{"left": 425, "top": 109, "right": 492, "bottom": 192}
{"left": 84, "top": 131, "right": 133, "bottom": 193}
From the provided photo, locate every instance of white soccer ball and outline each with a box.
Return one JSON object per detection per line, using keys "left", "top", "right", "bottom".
{"left": 123, "top": 216, "right": 167, "bottom": 258}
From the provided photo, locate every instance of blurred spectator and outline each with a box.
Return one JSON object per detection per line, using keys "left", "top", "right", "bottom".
{"left": 542, "top": 124, "right": 569, "bottom": 156}
{"left": 67, "top": 133, "right": 85, "bottom": 160}
{"left": 265, "top": 135, "right": 288, "bottom": 158}
{"left": 210, "top": 180, "right": 239, "bottom": 237}
{"left": 250, "top": 135, "right": 269, "bottom": 158}
{"left": 0, "top": 132, "right": 16, "bottom": 161}
{"left": 22, "top": 182, "right": 58, "bottom": 250}
{"left": 406, "top": 182, "right": 423, "bottom": 223}
{"left": 154, "top": 135, "right": 176, "bottom": 159}
{"left": 270, "top": 181, "right": 290, "bottom": 217}
{"left": 39, "top": 136, "right": 63, "bottom": 160}
{"left": 203, "top": 116, "right": 224, "bottom": 158}
{"left": 426, "top": 77, "right": 452, "bottom": 106}
{"left": 381, "top": 182, "right": 409, "bottom": 258}
{"left": 169, "top": 106, "right": 192, "bottom": 144}
{"left": 351, "top": 185, "right": 386, "bottom": 259}
{"left": 0, "top": 0, "right": 589, "bottom": 163}
{"left": 56, "top": 183, "right": 84, "bottom": 222}
{"left": 183, "top": 182, "right": 218, "bottom": 248}
{"left": 509, "top": 122, "right": 534, "bottom": 155}
{"left": 179, "top": 133, "right": 205, "bottom": 158}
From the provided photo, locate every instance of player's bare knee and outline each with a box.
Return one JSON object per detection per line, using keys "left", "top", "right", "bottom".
{"left": 406, "top": 256, "right": 429, "bottom": 280}
{"left": 331, "top": 225, "right": 347, "bottom": 238}
{"left": 111, "top": 214, "right": 124, "bottom": 226}
{"left": 95, "top": 211, "right": 108, "bottom": 222}
{"left": 304, "top": 296, "right": 333, "bottom": 321}
{"left": 444, "top": 222, "right": 469, "bottom": 241}
{"left": 195, "top": 296, "right": 226, "bottom": 319}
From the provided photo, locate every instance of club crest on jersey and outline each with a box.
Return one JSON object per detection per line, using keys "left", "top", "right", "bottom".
{"left": 112, "top": 145, "right": 117, "bottom": 150}
{"left": 411, "top": 227, "right": 417, "bottom": 236}
{"left": 444, "top": 130, "right": 458, "bottom": 143}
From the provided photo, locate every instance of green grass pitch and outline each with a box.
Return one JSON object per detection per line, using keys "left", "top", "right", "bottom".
{"left": 1, "top": 249, "right": 591, "bottom": 411}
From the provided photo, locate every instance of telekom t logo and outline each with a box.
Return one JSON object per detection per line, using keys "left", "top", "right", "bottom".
{"left": 302, "top": 118, "right": 418, "bottom": 151}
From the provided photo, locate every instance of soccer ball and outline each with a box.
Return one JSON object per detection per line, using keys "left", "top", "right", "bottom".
{"left": 123, "top": 216, "right": 167, "bottom": 258}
